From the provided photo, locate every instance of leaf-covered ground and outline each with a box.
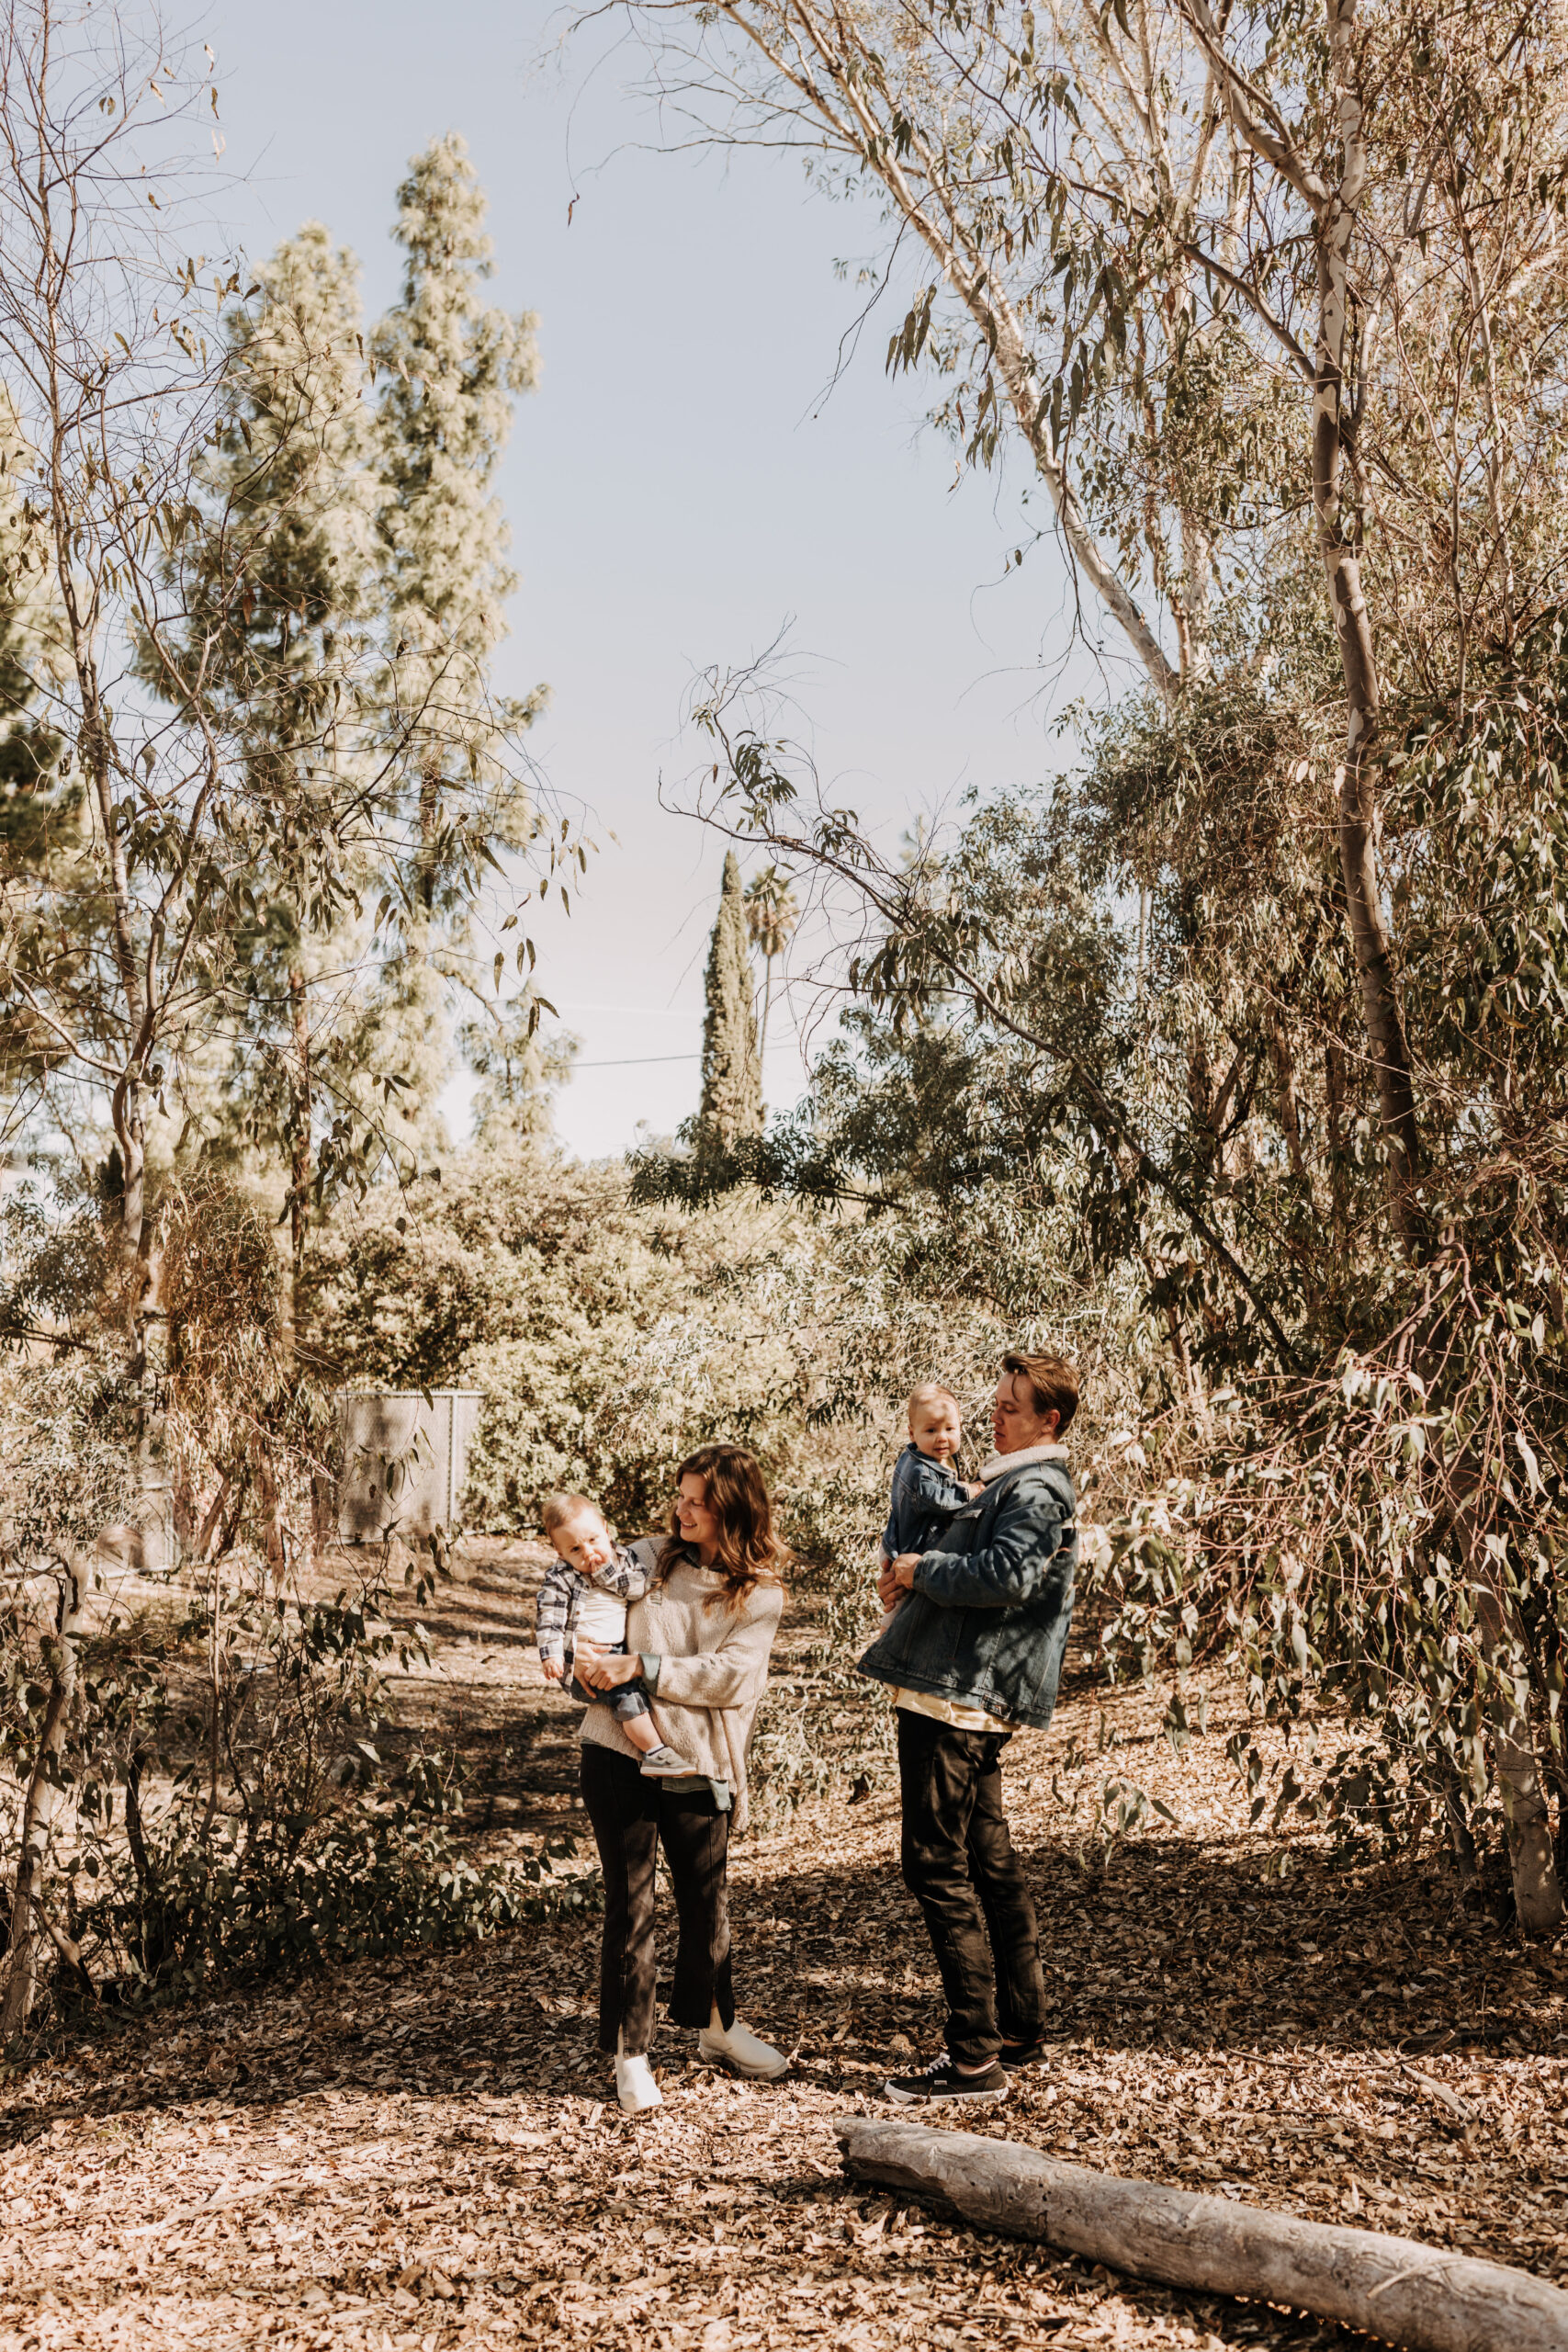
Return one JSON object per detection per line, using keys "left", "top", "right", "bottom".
{"left": 4, "top": 1544, "right": 1565, "bottom": 2351}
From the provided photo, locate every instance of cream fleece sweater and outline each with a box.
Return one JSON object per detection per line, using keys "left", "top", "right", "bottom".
{"left": 578, "top": 1539, "right": 784, "bottom": 1832}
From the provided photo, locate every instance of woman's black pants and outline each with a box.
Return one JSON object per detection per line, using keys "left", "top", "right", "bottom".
{"left": 581, "top": 1744, "right": 736, "bottom": 2056}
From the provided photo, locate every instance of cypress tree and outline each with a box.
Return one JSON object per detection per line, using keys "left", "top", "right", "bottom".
{"left": 365, "top": 135, "right": 547, "bottom": 1157}
{"left": 700, "top": 852, "right": 764, "bottom": 1148}
{"left": 372, "top": 132, "right": 545, "bottom": 915}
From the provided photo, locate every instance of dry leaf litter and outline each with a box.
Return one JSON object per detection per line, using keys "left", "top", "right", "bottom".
{"left": 3, "top": 1538, "right": 1564, "bottom": 2352}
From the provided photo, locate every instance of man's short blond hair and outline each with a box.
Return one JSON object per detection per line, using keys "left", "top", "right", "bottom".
{"left": 908, "top": 1382, "right": 958, "bottom": 1425}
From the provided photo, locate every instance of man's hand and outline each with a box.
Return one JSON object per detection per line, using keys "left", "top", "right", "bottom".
{"left": 573, "top": 1640, "right": 643, "bottom": 1691}
{"left": 540, "top": 1657, "right": 565, "bottom": 1685}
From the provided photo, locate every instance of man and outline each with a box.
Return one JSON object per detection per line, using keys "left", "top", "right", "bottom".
{"left": 858, "top": 1350, "right": 1079, "bottom": 2104}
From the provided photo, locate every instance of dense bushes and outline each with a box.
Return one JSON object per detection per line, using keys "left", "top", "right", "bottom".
{"left": 305, "top": 1141, "right": 829, "bottom": 1530}
{"left": 0, "top": 1179, "right": 584, "bottom": 2033}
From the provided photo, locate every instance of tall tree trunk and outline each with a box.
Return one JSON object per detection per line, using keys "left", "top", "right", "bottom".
{"left": 417, "top": 769, "right": 440, "bottom": 912}
{"left": 1268, "top": 1020, "right": 1308, "bottom": 1185}
{"left": 2, "top": 1559, "right": 85, "bottom": 2038}
{"left": 1325, "top": 1038, "right": 1348, "bottom": 1233}
{"left": 285, "top": 960, "right": 312, "bottom": 1360}
{"left": 1455, "top": 1493, "right": 1565, "bottom": 1936}
{"left": 1473, "top": 1586, "right": 1565, "bottom": 1937}
{"left": 1314, "top": 0, "right": 1422, "bottom": 1238}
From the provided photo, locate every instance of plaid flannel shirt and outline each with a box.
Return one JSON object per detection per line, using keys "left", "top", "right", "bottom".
{"left": 535, "top": 1541, "right": 648, "bottom": 1663}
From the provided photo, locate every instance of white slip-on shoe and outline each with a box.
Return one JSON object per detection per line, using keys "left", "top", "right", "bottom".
{"left": 696, "top": 2009, "right": 789, "bottom": 2082}
{"left": 615, "top": 2034, "right": 663, "bottom": 2114}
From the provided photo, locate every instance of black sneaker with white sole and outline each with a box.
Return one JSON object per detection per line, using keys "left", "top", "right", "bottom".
{"left": 883, "top": 2054, "right": 1010, "bottom": 2105}
{"left": 998, "top": 2036, "right": 1050, "bottom": 2072}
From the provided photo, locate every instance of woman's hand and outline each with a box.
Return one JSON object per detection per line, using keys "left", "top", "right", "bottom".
{"left": 573, "top": 1640, "right": 643, "bottom": 1691}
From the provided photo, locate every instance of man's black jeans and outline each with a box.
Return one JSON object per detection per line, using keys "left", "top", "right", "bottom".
{"left": 581, "top": 1744, "right": 736, "bottom": 2057}
{"left": 897, "top": 1709, "right": 1045, "bottom": 2067}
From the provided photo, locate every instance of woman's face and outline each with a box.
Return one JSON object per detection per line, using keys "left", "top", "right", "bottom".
{"left": 676, "top": 1472, "right": 719, "bottom": 1558}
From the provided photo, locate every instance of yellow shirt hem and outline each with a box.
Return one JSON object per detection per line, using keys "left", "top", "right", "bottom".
{"left": 891, "top": 1687, "right": 1017, "bottom": 1736}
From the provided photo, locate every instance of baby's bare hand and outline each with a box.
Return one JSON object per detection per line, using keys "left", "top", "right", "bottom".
{"left": 541, "top": 1657, "right": 565, "bottom": 1684}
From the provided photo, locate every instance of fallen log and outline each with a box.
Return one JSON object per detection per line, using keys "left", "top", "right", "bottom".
{"left": 835, "top": 2118, "right": 1568, "bottom": 2352}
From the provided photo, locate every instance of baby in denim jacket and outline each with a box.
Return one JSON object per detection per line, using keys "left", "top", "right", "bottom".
{"left": 877, "top": 1385, "right": 980, "bottom": 1629}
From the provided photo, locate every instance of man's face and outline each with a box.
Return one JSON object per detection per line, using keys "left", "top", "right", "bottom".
{"left": 992, "top": 1372, "right": 1059, "bottom": 1455}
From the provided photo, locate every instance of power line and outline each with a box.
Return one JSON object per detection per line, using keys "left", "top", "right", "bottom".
{"left": 572, "top": 1052, "right": 698, "bottom": 1069}
{"left": 570, "top": 1046, "right": 796, "bottom": 1070}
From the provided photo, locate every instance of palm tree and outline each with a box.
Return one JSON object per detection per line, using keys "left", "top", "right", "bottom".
{"left": 744, "top": 865, "right": 799, "bottom": 1063}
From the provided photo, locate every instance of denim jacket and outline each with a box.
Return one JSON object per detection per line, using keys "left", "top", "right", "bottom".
{"left": 882, "top": 1442, "right": 969, "bottom": 1561}
{"left": 858, "top": 1448, "right": 1077, "bottom": 1730}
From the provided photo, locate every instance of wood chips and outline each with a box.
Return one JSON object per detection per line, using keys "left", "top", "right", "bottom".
{"left": 1, "top": 1544, "right": 1563, "bottom": 2351}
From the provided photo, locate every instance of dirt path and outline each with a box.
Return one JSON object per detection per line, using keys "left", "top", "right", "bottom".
{"left": 4, "top": 1552, "right": 1564, "bottom": 2351}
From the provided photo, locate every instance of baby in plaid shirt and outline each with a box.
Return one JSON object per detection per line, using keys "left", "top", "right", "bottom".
{"left": 536, "top": 1493, "right": 692, "bottom": 1777}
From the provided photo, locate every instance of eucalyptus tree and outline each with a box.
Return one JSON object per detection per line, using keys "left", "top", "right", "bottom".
{"left": 0, "top": 11, "right": 327, "bottom": 1346}
{"left": 0, "top": 2, "right": 387, "bottom": 2026}
{"left": 613, "top": 0, "right": 1567, "bottom": 1238}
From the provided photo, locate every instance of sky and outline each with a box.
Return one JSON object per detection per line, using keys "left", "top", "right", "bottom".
{"left": 205, "top": 0, "right": 1102, "bottom": 1158}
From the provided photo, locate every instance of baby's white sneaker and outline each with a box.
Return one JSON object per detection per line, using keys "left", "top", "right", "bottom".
{"left": 697, "top": 2008, "right": 789, "bottom": 2081}
{"left": 615, "top": 2033, "right": 663, "bottom": 2114}
{"left": 638, "top": 1743, "right": 694, "bottom": 1776}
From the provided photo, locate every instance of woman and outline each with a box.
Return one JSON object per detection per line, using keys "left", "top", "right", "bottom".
{"left": 574, "top": 1443, "right": 786, "bottom": 2114}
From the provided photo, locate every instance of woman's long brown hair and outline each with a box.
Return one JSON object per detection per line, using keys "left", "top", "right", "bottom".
{"left": 659, "top": 1444, "right": 785, "bottom": 1611}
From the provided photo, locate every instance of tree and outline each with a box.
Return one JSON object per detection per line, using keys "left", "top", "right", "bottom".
{"left": 370, "top": 133, "right": 547, "bottom": 1027}
{"left": 0, "top": 386, "right": 73, "bottom": 1125}
{"left": 744, "top": 861, "right": 797, "bottom": 1061}
{"left": 293, "top": 132, "right": 550, "bottom": 1171}
{"left": 663, "top": 590, "right": 1568, "bottom": 1928}
{"left": 0, "top": 10, "right": 365, "bottom": 1388}
{"left": 457, "top": 998, "right": 580, "bottom": 1143}
{"left": 615, "top": 0, "right": 1567, "bottom": 1239}
{"left": 701, "top": 850, "right": 764, "bottom": 1146}
{"left": 0, "top": 13, "right": 577, "bottom": 2024}
{"left": 168, "top": 221, "right": 381, "bottom": 1345}
{"left": 0, "top": 3, "right": 404, "bottom": 2018}
{"left": 162, "top": 147, "right": 562, "bottom": 1313}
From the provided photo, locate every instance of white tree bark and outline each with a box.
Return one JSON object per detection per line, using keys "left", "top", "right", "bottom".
{"left": 837, "top": 2120, "right": 1568, "bottom": 2352}
{"left": 2, "top": 1558, "right": 85, "bottom": 2038}
{"left": 1472, "top": 1587, "right": 1565, "bottom": 1939}
{"left": 1185, "top": 0, "right": 1424, "bottom": 1229}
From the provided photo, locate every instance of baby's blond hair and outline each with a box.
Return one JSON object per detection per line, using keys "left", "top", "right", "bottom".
{"left": 540, "top": 1491, "right": 603, "bottom": 1539}
{"left": 908, "top": 1382, "right": 958, "bottom": 1425}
